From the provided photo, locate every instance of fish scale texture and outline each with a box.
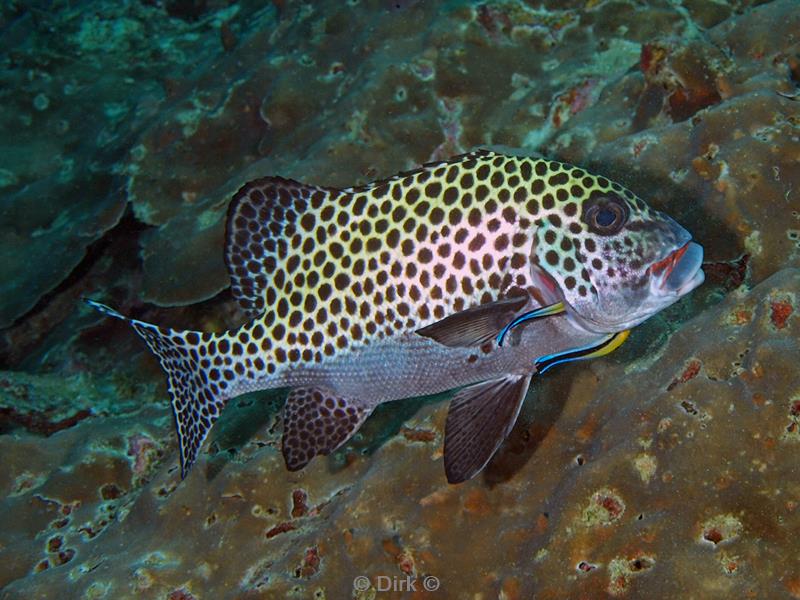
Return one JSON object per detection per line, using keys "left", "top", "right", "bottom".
{"left": 1, "top": 0, "right": 800, "bottom": 598}
{"left": 112, "top": 144, "right": 685, "bottom": 480}
{"left": 3, "top": 269, "right": 800, "bottom": 598}
{"left": 224, "top": 149, "right": 659, "bottom": 367}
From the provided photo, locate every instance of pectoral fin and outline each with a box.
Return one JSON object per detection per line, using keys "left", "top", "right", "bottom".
{"left": 415, "top": 296, "right": 528, "bottom": 347}
{"left": 534, "top": 329, "right": 630, "bottom": 374}
{"left": 443, "top": 374, "right": 532, "bottom": 483}
{"left": 282, "top": 387, "right": 372, "bottom": 471}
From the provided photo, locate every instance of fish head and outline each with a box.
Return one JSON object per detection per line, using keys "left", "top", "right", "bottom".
{"left": 530, "top": 188, "right": 704, "bottom": 334}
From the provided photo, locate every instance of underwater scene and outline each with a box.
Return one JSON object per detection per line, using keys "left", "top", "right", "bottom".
{"left": 1, "top": 0, "right": 799, "bottom": 598}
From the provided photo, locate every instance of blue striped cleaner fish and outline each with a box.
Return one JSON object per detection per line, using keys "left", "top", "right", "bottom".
{"left": 87, "top": 149, "right": 704, "bottom": 483}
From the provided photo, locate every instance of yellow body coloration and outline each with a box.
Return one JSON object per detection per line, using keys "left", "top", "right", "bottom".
{"left": 225, "top": 149, "right": 651, "bottom": 369}
{"left": 88, "top": 148, "right": 704, "bottom": 481}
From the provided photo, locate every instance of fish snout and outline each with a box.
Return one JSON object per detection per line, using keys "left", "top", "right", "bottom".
{"left": 649, "top": 241, "right": 705, "bottom": 296}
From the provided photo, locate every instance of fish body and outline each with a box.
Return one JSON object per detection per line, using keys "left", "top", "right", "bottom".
{"left": 88, "top": 149, "right": 704, "bottom": 482}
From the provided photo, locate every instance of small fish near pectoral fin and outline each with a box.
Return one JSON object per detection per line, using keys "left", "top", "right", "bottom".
{"left": 444, "top": 374, "right": 532, "bottom": 484}
{"left": 534, "top": 330, "right": 630, "bottom": 374}
{"left": 225, "top": 176, "right": 331, "bottom": 319}
{"left": 84, "top": 299, "right": 235, "bottom": 479}
{"left": 416, "top": 296, "right": 529, "bottom": 348}
{"left": 495, "top": 301, "right": 565, "bottom": 347}
{"left": 281, "top": 388, "right": 372, "bottom": 471}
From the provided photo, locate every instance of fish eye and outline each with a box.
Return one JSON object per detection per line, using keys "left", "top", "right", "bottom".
{"left": 595, "top": 207, "right": 617, "bottom": 226}
{"left": 583, "top": 195, "right": 628, "bottom": 235}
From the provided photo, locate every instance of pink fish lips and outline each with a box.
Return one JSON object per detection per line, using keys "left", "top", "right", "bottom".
{"left": 85, "top": 149, "right": 709, "bottom": 484}
{"left": 651, "top": 241, "right": 705, "bottom": 295}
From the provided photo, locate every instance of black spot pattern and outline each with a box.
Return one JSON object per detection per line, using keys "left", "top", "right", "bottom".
{"left": 225, "top": 176, "right": 319, "bottom": 317}
{"left": 95, "top": 147, "right": 666, "bottom": 483}
{"left": 86, "top": 300, "right": 258, "bottom": 479}
{"left": 222, "top": 149, "right": 655, "bottom": 370}
{"left": 281, "top": 387, "right": 370, "bottom": 471}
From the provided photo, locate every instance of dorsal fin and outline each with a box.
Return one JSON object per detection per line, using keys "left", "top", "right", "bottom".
{"left": 224, "top": 148, "right": 500, "bottom": 323}
{"left": 224, "top": 176, "right": 332, "bottom": 318}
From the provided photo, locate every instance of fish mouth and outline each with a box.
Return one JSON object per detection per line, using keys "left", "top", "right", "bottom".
{"left": 650, "top": 241, "right": 705, "bottom": 296}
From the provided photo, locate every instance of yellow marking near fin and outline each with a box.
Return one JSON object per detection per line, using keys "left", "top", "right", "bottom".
{"left": 587, "top": 328, "right": 630, "bottom": 358}
{"left": 534, "top": 329, "right": 630, "bottom": 373}
{"left": 496, "top": 301, "right": 566, "bottom": 347}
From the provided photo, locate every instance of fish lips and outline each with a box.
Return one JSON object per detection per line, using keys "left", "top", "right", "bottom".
{"left": 650, "top": 241, "right": 705, "bottom": 297}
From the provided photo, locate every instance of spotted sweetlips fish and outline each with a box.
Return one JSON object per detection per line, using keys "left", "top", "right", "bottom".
{"left": 87, "top": 149, "right": 704, "bottom": 483}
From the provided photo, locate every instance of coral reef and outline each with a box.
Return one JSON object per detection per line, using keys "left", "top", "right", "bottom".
{"left": 2, "top": 269, "right": 799, "bottom": 598}
{"left": 0, "top": 0, "right": 799, "bottom": 598}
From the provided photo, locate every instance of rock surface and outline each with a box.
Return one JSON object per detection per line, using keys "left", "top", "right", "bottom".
{"left": 1, "top": 0, "right": 799, "bottom": 598}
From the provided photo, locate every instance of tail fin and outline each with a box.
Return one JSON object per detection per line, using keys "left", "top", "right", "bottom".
{"left": 86, "top": 299, "right": 236, "bottom": 478}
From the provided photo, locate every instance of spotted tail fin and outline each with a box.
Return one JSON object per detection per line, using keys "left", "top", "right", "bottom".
{"left": 85, "top": 299, "right": 239, "bottom": 478}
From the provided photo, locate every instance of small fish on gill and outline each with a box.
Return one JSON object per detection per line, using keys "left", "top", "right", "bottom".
{"left": 86, "top": 148, "right": 704, "bottom": 483}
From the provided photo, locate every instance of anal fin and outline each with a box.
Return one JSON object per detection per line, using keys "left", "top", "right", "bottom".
{"left": 444, "top": 374, "right": 532, "bottom": 483}
{"left": 281, "top": 388, "right": 372, "bottom": 471}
